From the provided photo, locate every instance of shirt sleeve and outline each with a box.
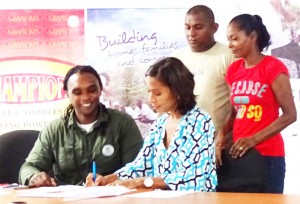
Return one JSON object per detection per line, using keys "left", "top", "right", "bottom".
{"left": 18, "top": 126, "right": 55, "bottom": 185}
{"left": 115, "top": 120, "right": 157, "bottom": 179}
{"left": 268, "top": 57, "right": 289, "bottom": 84}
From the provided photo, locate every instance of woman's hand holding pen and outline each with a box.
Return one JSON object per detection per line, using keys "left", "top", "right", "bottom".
{"left": 85, "top": 173, "right": 106, "bottom": 186}
{"left": 85, "top": 174, "right": 144, "bottom": 189}
{"left": 29, "top": 172, "right": 57, "bottom": 187}
{"left": 85, "top": 173, "right": 118, "bottom": 187}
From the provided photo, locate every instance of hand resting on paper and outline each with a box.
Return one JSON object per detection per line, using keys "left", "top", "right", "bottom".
{"left": 29, "top": 172, "right": 57, "bottom": 187}
{"left": 85, "top": 173, "right": 144, "bottom": 189}
{"left": 85, "top": 173, "right": 169, "bottom": 190}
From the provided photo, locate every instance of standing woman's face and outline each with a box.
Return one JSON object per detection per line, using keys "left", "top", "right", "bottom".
{"left": 146, "top": 76, "right": 178, "bottom": 114}
{"left": 67, "top": 72, "right": 102, "bottom": 124}
{"left": 227, "top": 22, "right": 255, "bottom": 59}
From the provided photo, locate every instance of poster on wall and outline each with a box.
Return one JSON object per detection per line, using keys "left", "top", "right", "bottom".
{"left": 0, "top": 9, "right": 85, "bottom": 135}
{"left": 86, "top": 8, "right": 188, "bottom": 136}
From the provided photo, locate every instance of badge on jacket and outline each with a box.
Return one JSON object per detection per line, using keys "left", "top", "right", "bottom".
{"left": 102, "top": 144, "right": 114, "bottom": 156}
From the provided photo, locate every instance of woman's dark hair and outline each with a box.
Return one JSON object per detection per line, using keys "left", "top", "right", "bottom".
{"left": 63, "top": 65, "right": 103, "bottom": 121}
{"left": 145, "top": 57, "right": 196, "bottom": 115}
{"left": 229, "top": 14, "right": 271, "bottom": 52}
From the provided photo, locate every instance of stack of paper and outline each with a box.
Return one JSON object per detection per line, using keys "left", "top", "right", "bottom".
{"left": 16, "top": 185, "right": 132, "bottom": 198}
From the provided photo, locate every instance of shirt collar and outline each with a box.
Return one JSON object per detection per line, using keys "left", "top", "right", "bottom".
{"left": 67, "top": 103, "right": 109, "bottom": 128}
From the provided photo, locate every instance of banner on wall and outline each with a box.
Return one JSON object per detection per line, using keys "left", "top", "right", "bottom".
{"left": 0, "top": 9, "right": 85, "bottom": 134}
{"left": 86, "top": 8, "right": 189, "bottom": 135}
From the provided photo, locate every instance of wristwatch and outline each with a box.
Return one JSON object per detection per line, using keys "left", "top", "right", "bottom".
{"left": 144, "top": 177, "right": 154, "bottom": 188}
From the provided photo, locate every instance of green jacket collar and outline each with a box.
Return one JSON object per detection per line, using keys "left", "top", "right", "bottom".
{"left": 67, "top": 103, "right": 109, "bottom": 129}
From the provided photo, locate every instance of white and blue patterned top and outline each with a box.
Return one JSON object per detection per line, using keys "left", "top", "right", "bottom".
{"left": 115, "top": 106, "right": 217, "bottom": 191}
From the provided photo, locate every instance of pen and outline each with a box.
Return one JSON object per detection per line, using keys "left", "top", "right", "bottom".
{"left": 92, "top": 161, "right": 96, "bottom": 182}
{"left": 2, "top": 183, "right": 19, "bottom": 188}
{"left": 14, "top": 185, "right": 30, "bottom": 190}
{"left": 2, "top": 183, "right": 30, "bottom": 189}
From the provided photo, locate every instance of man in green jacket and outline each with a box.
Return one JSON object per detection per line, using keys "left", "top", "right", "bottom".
{"left": 19, "top": 65, "right": 143, "bottom": 187}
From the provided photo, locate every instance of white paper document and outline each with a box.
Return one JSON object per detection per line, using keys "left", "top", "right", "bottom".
{"left": 16, "top": 185, "right": 132, "bottom": 198}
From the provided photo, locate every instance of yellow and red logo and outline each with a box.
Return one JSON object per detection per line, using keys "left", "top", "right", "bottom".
{"left": 0, "top": 56, "right": 74, "bottom": 104}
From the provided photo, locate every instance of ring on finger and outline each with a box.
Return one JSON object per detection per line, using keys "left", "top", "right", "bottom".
{"left": 239, "top": 146, "right": 244, "bottom": 151}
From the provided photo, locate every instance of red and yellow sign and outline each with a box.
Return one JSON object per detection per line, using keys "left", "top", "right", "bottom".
{"left": 0, "top": 9, "right": 84, "bottom": 134}
{"left": 0, "top": 57, "right": 73, "bottom": 104}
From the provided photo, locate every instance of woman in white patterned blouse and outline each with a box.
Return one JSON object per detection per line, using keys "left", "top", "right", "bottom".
{"left": 85, "top": 57, "right": 217, "bottom": 191}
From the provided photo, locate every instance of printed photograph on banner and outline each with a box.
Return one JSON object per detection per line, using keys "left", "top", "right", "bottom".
{"left": 235, "top": 0, "right": 300, "bottom": 79}
{"left": 269, "top": 0, "right": 300, "bottom": 79}
{"left": 0, "top": 9, "right": 85, "bottom": 134}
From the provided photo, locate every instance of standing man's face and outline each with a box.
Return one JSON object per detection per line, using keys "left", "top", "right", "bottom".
{"left": 184, "top": 13, "right": 218, "bottom": 52}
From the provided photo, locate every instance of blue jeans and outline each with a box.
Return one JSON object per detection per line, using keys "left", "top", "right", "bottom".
{"left": 264, "top": 156, "right": 286, "bottom": 193}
